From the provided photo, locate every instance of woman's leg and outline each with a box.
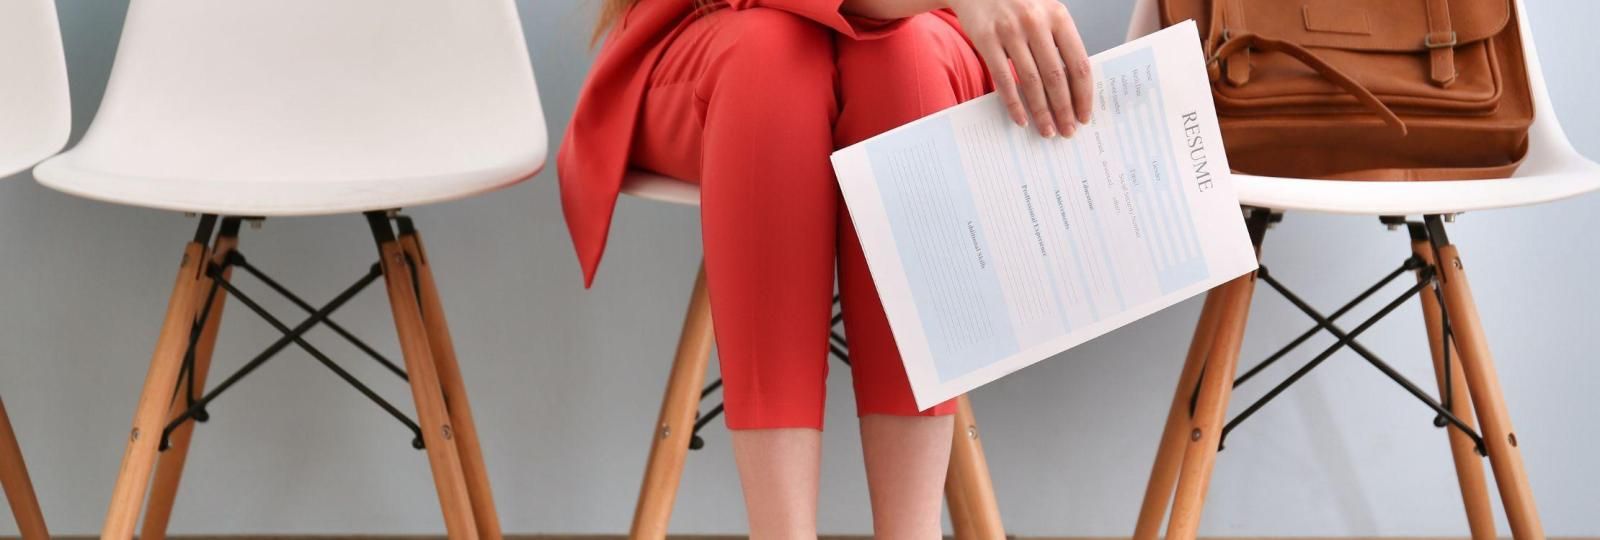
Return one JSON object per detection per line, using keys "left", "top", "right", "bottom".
{"left": 858, "top": 415, "right": 954, "bottom": 538}
{"left": 731, "top": 429, "right": 823, "bottom": 539}
{"left": 630, "top": 8, "right": 841, "bottom": 538}
{"left": 833, "top": 13, "right": 990, "bottom": 539}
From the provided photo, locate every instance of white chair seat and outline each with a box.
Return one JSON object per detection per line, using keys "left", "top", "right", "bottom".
{"left": 1235, "top": 156, "right": 1600, "bottom": 216}
{"left": 35, "top": 157, "right": 543, "bottom": 216}
{"left": 622, "top": 170, "right": 701, "bottom": 206}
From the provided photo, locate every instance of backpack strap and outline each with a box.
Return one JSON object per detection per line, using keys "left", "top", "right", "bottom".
{"left": 1424, "top": 0, "right": 1459, "bottom": 87}
{"left": 1202, "top": 0, "right": 1225, "bottom": 77}
{"left": 1221, "top": 0, "right": 1251, "bottom": 85}
{"left": 1201, "top": 0, "right": 1407, "bottom": 135}
{"left": 1211, "top": 33, "right": 1408, "bottom": 135}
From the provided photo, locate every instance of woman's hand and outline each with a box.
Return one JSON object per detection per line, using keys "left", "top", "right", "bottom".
{"left": 948, "top": 0, "right": 1092, "bottom": 137}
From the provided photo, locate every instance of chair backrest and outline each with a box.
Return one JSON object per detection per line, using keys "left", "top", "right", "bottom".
{"left": 1124, "top": 0, "right": 1581, "bottom": 179}
{"left": 62, "top": 0, "right": 547, "bottom": 183}
{"left": 0, "top": 0, "right": 71, "bottom": 179}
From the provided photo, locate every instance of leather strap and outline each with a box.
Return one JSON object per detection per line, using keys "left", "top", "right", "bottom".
{"left": 1204, "top": 0, "right": 1226, "bottom": 80}
{"left": 1222, "top": 0, "right": 1251, "bottom": 86}
{"left": 1424, "top": 0, "right": 1458, "bottom": 87}
{"left": 1202, "top": 0, "right": 1404, "bottom": 132}
{"left": 1212, "top": 33, "right": 1409, "bottom": 135}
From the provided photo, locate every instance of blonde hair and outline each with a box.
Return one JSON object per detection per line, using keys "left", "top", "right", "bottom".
{"left": 592, "top": 0, "right": 633, "bottom": 44}
{"left": 593, "top": 0, "right": 717, "bottom": 45}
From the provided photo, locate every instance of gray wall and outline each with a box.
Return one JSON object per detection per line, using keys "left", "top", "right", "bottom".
{"left": 2, "top": 0, "right": 1597, "bottom": 537}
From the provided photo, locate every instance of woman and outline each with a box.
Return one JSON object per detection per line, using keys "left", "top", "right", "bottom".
{"left": 559, "top": 0, "right": 1093, "bottom": 534}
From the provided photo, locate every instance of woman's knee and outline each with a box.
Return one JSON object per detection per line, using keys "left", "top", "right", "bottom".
{"left": 710, "top": 8, "right": 836, "bottom": 92}
{"left": 834, "top": 14, "right": 986, "bottom": 143}
{"left": 836, "top": 15, "right": 984, "bottom": 97}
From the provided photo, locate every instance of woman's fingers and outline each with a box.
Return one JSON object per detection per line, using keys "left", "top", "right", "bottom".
{"left": 977, "top": 39, "right": 1028, "bottom": 128}
{"left": 953, "top": 0, "right": 1093, "bottom": 137}
{"left": 1003, "top": 36, "right": 1054, "bottom": 137}
{"left": 1052, "top": 9, "right": 1094, "bottom": 124}
{"left": 1028, "top": 17, "right": 1076, "bottom": 137}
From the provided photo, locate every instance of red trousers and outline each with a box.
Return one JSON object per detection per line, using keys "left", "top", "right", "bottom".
{"left": 630, "top": 7, "right": 988, "bottom": 429}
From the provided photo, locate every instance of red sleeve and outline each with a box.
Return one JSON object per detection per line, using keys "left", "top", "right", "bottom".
{"left": 726, "top": 0, "right": 907, "bottom": 38}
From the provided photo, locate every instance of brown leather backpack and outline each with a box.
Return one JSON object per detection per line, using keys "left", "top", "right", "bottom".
{"left": 1161, "top": 0, "right": 1534, "bottom": 180}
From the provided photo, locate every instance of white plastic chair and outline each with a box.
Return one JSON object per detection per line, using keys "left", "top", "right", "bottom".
{"left": 31, "top": 2, "right": 545, "bottom": 539}
{"left": 0, "top": 0, "right": 70, "bottom": 179}
{"left": 0, "top": 2, "right": 67, "bottom": 539}
{"left": 618, "top": 171, "right": 1007, "bottom": 538}
{"left": 1126, "top": 1, "right": 1597, "bottom": 539}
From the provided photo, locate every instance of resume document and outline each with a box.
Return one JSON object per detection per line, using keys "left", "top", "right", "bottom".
{"left": 831, "top": 21, "right": 1259, "bottom": 408}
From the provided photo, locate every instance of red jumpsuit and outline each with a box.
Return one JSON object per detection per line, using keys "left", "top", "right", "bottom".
{"left": 559, "top": 0, "right": 989, "bottom": 429}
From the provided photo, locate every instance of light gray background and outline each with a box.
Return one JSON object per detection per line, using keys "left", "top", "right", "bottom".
{"left": 2, "top": 0, "right": 1596, "bottom": 537}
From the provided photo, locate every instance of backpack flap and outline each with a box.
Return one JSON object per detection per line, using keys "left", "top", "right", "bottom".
{"left": 1211, "top": 0, "right": 1514, "bottom": 115}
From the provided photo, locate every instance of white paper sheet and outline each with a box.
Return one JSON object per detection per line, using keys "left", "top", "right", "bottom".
{"left": 831, "top": 21, "right": 1259, "bottom": 409}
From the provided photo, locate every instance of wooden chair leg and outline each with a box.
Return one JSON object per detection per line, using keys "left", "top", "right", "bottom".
{"left": 1434, "top": 239, "right": 1544, "bottom": 539}
{"left": 399, "top": 226, "right": 503, "bottom": 540}
{"left": 630, "top": 262, "right": 715, "bottom": 540}
{"left": 140, "top": 222, "right": 240, "bottom": 540}
{"left": 370, "top": 217, "right": 478, "bottom": 540}
{"left": 1133, "top": 291, "right": 1224, "bottom": 540}
{"left": 0, "top": 398, "right": 48, "bottom": 540}
{"left": 945, "top": 395, "right": 1004, "bottom": 539}
{"left": 101, "top": 238, "right": 211, "bottom": 540}
{"left": 1412, "top": 237, "right": 1496, "bottom": 540}
{"left": 1163, "top": 273, "right": 1256, "bottom": 540}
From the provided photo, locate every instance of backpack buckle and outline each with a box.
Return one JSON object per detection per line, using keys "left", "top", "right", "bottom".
{"left": 1425, "top": 31, "right": 1458, "bottom": 49}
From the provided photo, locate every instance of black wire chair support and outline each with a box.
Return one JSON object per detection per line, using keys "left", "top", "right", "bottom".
{"left": 1196, "top": 215, "right": 1486, "bottom": 455}
{"left": 158, "top": 214, "right": 430, "bottom": 453}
